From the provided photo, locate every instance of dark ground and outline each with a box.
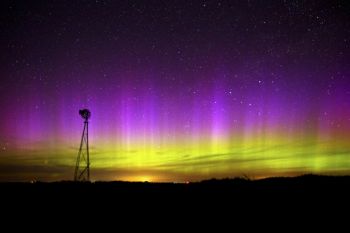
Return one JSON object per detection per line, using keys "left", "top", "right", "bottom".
{"left": 1, "top": 175, "right": 349, "bottom": 224}
{"left": 2, "top": 174, "right": 350, "bottom": 201}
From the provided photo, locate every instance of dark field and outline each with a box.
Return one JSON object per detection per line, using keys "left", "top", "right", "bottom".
{"left": 2, "top": 175, "right": 350, "bottom": 201}
{"left": 2, "top": 174, "right": 350, "bottom": 222}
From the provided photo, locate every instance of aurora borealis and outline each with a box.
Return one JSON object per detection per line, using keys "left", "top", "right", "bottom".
{"left": 0, "top": 0, "right": 349, "bottom": 182}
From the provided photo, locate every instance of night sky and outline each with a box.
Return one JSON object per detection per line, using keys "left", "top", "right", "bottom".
{"left": 1, "top": 0, "right": 349, "bottom": 182}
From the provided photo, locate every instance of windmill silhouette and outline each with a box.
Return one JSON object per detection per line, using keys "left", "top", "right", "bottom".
{"left": 74, "top": 109, "right": 91, "bottom": 181}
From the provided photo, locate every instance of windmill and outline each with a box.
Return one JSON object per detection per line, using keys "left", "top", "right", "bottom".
{"left": 74, "top": 109, "right": 91, "bottom": 181}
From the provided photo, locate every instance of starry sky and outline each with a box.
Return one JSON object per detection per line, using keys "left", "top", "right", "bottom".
{"left": 0, "top": 0, "right": 349, "bottom": 182}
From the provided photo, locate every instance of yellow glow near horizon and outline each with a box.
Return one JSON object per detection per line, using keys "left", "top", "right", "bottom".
{"left": 2, "top": 129, "right": 349, "bottom": 182}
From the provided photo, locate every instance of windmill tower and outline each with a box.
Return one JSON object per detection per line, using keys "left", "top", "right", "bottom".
{"left": 74, "top": 109, "right": 91, "bottom": 181}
